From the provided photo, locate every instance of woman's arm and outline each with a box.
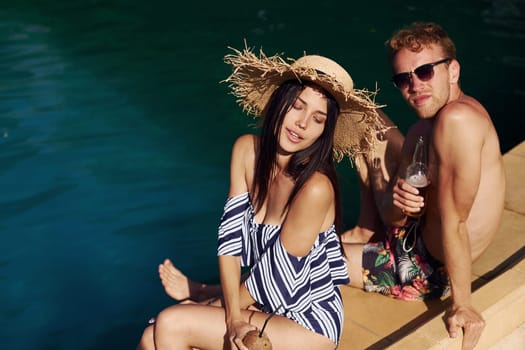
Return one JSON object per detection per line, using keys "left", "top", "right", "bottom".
{"left": 228, "top": 134, "right": 255, "bottom": 197}
{"left": 280, "top": 172, "right": 335, "bottom": 257}
{"left": 218, "top": 134, "right": 257, "bottom": 347}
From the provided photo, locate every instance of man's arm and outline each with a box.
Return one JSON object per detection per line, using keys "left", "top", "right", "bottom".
{"left": 433, "top": 103, "right": 486, "bottom": 350}
{"left": 380, "top": 125, "right": 424, "bottom": 227}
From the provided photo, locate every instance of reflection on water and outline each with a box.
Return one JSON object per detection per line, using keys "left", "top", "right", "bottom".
{"left": 0, "top": 1, "right": 523, "bottom": 349}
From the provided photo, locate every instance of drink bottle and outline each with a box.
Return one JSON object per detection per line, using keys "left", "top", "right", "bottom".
{"left": 405, "top": 136, "right": 429, "bottom": 218}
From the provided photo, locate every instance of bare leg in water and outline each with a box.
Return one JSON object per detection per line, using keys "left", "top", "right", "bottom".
{"left": 159, "top": 259, "right": 222, "bottom": 303}
{"left": 137, "top": 261, "right": 224, "bottom": 350}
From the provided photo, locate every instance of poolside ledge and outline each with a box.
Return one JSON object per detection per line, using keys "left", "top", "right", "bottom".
{"left": 339, "top": 140, "right": 525, "bottom": 350}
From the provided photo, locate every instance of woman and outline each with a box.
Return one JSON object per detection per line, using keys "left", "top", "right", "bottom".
{"left": 137, "top": 47, "right": 384, "bottom": 350}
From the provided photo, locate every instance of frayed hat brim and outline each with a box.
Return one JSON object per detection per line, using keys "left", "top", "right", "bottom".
{"left": 223, "top": 46, "right": 390, "bottom": 162}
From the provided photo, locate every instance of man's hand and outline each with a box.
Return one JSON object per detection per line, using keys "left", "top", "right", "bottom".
{"left": 392, "top": 178, "right": 425, "bottom": 216}
{"left": 445, "top": 304, "right": 485, "bottom": 350}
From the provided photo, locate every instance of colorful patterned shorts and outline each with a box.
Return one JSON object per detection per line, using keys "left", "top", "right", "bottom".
{"left": 362, "top": 220, "right": 450, "bottom": 301}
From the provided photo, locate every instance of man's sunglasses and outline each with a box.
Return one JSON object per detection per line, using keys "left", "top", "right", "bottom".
{"left": 391, "top": 58, "right": 451, "bottom": 89}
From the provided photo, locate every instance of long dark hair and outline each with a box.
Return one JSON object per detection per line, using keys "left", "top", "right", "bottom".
{"left": 252, "top": 79, "right": 343, "bottom": 233}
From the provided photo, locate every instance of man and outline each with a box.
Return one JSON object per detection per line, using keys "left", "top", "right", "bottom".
{"left": 355, "top": 22, "right": 505, "bottom": 350}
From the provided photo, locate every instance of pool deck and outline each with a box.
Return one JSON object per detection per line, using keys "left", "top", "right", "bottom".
{"left": 339, "top": 140, "right": 525, "bottom": 349}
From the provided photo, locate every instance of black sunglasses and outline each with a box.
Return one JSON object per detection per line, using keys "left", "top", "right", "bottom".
{"left": 391, "top": 58, "right": 451, "bottom": 89}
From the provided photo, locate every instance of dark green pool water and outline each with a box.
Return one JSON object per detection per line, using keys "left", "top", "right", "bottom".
{"left": 1, "top": 1, "right": 523, "bottom": 348}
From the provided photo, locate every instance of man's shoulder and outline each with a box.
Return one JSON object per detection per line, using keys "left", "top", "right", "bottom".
{"left": 437, "top": 95, "right": 490, "bottom": 125}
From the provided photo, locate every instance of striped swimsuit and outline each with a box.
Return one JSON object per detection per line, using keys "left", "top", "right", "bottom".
{"left": 217, "top": 192, "right": 349, "bottom": 345}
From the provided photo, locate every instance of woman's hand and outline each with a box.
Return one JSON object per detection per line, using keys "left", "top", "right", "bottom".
{"left": 227, "top": 319, "right": 256, "bottom": 350}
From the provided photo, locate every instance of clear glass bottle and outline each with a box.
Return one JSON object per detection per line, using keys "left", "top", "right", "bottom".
{"left": 405, "top": 136, "right": 429, "bottom": 218}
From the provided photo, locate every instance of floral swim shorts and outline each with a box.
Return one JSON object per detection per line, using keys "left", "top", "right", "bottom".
{"left": 362, "top": 220, "right": 450, "bottom": 301}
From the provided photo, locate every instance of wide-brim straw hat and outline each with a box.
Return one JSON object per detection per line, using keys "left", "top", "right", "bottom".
{"left": 223, "top": 46, "right": 388, "bottom": 162}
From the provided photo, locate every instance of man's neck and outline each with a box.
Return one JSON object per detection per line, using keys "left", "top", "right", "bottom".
{"left": 448, "top": 85, "right": 463, "bottom": 103}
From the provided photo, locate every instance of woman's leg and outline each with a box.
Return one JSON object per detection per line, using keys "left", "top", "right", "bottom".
{"left": 159, "top": 259, "right": 222, "bottom": 302}
{"left": 153, "top": 304, "right": 336, "bottom": 350}
{"left": 136, "top": 324, "right": 155, "bottom": 350}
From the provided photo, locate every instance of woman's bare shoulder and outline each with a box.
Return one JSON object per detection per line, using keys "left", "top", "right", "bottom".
{"left": 229, "top": 134, "right": 257, "bottom": 197}
{"left": 233, "top": 133, "right": 256, "bottom": 146}
{"left": 231, "top": 134, "right": 257, "bottom": 163}
{"left": 298, "top": 172, "right": 334, "bottom": 203}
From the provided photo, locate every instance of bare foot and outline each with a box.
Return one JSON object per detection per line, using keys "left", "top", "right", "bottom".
{"left": 159, "top": 259, "right": 201, "bottom": 301}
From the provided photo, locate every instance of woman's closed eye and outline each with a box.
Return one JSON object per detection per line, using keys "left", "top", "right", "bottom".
{"left": 313, "top": 114, "right": 326, "bottom": 124}
{"left": 292, "top": 101, "right": 304, "bottom": 110}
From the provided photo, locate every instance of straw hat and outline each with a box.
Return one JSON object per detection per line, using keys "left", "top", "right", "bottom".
{"left": 223, "top": 46, "right": 388, "bottom": 162}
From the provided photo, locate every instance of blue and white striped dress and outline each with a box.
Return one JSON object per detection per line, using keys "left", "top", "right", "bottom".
{"left": 217, "top": 192, "right": 349, "bottom": 344}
